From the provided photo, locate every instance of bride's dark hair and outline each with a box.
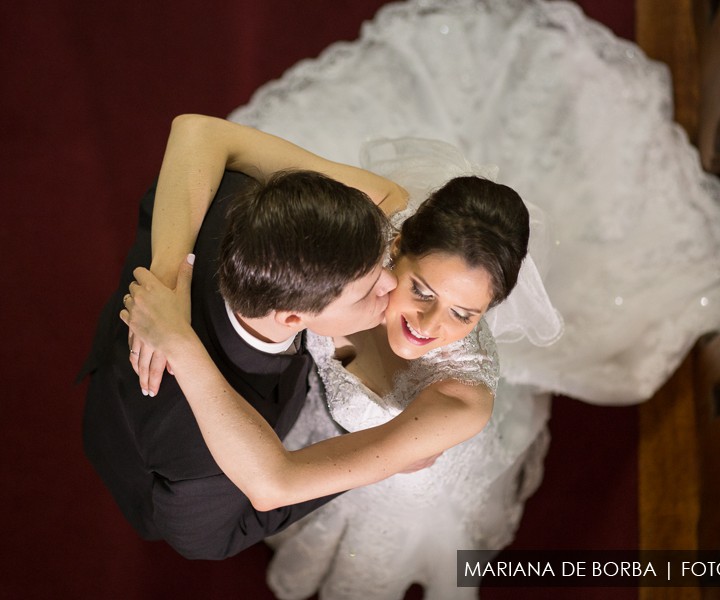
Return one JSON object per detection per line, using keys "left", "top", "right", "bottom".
{"left": 397, "top": 176, "right": 529, "bottom": 308}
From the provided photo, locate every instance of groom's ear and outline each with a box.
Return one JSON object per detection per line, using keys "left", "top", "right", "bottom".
{"left": 273, "top": 311, "right": 306, "bottom": 332}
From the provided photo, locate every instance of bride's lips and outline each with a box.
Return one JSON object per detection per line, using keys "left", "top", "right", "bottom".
{"left": 401, "top": 315, "right": 436, "bottom": 346}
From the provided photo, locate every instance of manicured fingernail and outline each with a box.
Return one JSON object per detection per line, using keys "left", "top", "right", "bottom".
{"left": 142, "top": 389, "right": 148, "bottom": 396}
{"left": 187, "top": 253, "right": 195, "bottom": 265}
{"left": 148, "top": 390, "right": 155, "bottom": 398}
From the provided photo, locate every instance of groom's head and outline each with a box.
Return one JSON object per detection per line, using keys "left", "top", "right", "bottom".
{"left": 219, "top": 170, "right": 395, "bottom": 336}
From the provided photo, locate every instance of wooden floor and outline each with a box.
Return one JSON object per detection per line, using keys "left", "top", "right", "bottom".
{"left": 636, "top": 1, "right": 720, "bottom": 598}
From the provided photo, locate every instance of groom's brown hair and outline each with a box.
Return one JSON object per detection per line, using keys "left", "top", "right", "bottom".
{"left": 219, "top": 170, "right": 389, "bottom": 318}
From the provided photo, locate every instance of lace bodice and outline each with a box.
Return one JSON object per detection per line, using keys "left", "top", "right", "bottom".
{"left": 305, "top": 319, "right": 498, "bottom": 433}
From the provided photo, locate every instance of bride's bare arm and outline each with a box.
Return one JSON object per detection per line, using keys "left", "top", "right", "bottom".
{"left": 122, "top": 262, "right": 492, "bottom": 511}
{"left": 151, "top": 114, "right": 405, "bottom": 284}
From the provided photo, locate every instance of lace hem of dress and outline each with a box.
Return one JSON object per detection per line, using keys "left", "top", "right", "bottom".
{"left": 230, "top": 0, "right": 667, "bottom": 136}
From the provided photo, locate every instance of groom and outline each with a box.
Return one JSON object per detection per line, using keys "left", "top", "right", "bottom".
{"left": 81, "top": 168, "right": 393, "bottom": 559}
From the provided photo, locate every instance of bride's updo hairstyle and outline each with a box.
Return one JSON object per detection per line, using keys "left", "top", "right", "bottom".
{"left": 397, "top": 176, "right": 529, "bottom": 308}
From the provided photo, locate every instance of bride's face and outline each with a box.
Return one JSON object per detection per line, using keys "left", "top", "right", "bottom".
{"left": 384, "top": 251, "right": 493, "bottom": 360}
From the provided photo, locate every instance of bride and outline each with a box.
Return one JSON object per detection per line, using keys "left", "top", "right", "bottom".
{"left": 122, "top": 115, "right": 561, "bottom": 600}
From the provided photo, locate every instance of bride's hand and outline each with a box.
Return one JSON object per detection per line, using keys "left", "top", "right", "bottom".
{"left": 121, "top": 255, "right": 195, "bottom": 396}
{"left": 127, "top": 328, "right": 170, "bottom": 396}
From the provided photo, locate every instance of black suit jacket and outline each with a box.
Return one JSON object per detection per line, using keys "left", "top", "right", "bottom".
{"left": 82, "top": 171, "right": 335, "bottom": 559}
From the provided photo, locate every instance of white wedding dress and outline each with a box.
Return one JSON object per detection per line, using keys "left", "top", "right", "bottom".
{"left": 225, "top": 0, "right": 720, "bottom": 597}
{"left": 270, "top": 328, "right": 551, "bottom": 600}
{"left": 265, "top": 140, "right": 558, "bottom": 600}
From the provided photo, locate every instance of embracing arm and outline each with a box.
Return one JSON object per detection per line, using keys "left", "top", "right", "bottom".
{"left": 151, "top": 114, "right": 406, "bottom": 285}
{"left": 123, "top": 263, "right": 492, "bottom": 511}
{"left": 133, "top": 115, "right": 406, "bottom": 393}
{"left": 182, "top": 363, "right": 490, "bottom": 511}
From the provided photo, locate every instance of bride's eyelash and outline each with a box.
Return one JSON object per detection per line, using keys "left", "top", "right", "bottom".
{"left": 410, "top": 281, "right": 433, "bottom": 301}
{"left": 411, "top": 280, "right": 472, "bottom": 324}
{"left": 452, "top": 311, "right": 472, "bottom": 324}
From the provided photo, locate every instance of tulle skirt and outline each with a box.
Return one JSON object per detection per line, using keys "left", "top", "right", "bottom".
{"left": 230, "top": 0, "right": 720, "bottom": 404}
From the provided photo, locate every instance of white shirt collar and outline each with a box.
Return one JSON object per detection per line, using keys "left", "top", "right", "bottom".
{"left": 224, "top": 302, "right": 297, "bottom": 354}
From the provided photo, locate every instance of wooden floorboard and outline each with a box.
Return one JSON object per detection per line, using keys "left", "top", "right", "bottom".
{"left": 635, "top": 0, "right": 700, "bottom": 140}
{"left": 635, "top": 1, "right": 707, "bottom": 599}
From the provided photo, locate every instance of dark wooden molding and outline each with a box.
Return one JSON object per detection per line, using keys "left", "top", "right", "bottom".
{"left": 636, "top": 2, "right": 720, "bottom": 599}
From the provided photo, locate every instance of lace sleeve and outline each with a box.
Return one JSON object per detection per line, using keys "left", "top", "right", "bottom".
{"left": 394, "top": 318, "right": 499, "bottom": 405}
